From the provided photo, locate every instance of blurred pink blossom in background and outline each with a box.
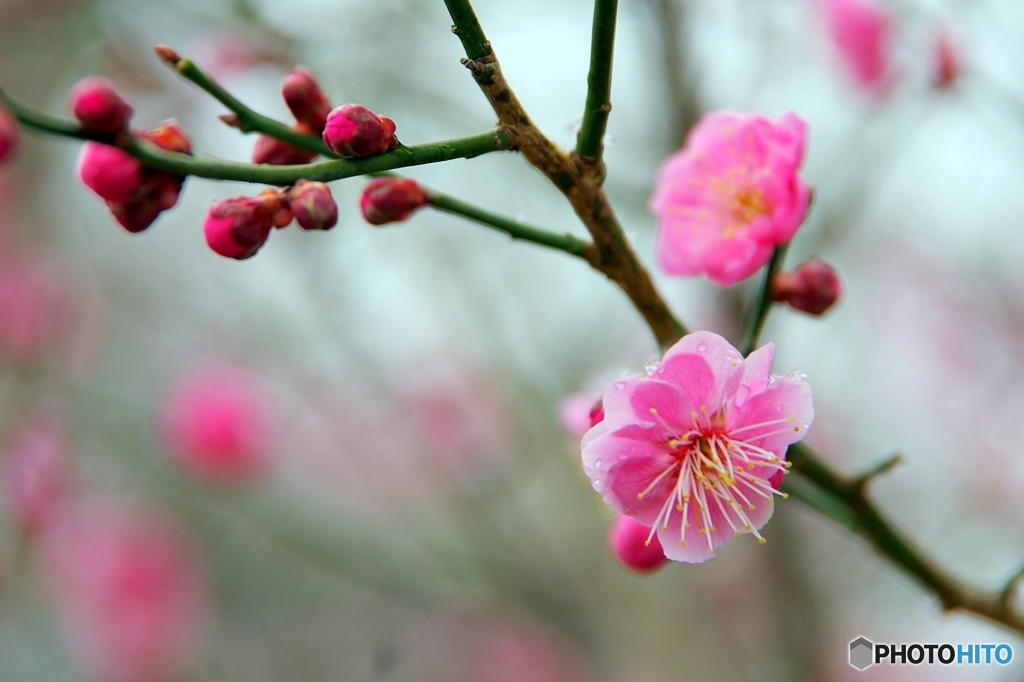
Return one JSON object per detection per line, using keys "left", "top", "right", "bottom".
{"left": 0, "top": 255, "right": 74, "bottom": 364}
{"left": 1, "top": 417, "right": 71, "bottom": 535}
{"left": 649, "top": 111, "right": 811, "bottom": 286}
{"left": 159, "top": 361, "right": 278, "bottom": 485}
{"left": 819, "top": 0, "right": 895, "bottom": 92}
{"left": 42, "top": 503, "right": 208, "bottom": 682}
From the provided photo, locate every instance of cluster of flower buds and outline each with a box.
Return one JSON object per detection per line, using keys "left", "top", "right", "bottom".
{"left": 323, "top": 104, "right": 399, "bottom": 157}
{"left": 360, "top": 177, "right": 429, "bottom": 225}
{"left": 0, "top": 104, "right": 19, "bottom": 165}
{"left": 204, "top": 179, "right": 337, "bottom": 259}
{"left": 252, "top": 69, "right": 333, "bottom": 165}
{"left": 74, "top": 77, "right": 194, "bottom": 233}
{"left": 772, "top": 258, "right": 842, "bottom": 316}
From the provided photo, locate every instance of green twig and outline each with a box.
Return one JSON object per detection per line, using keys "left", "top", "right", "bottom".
{"left": 442, "top": 0, "right": 493, "bottom": 61}
{"left": 740, "top": 244, "right": 788, "bottom": 355}
{"left": 155, "top": 45, "right": 334, "bottom": 157}
{"left": 787, "top": 442, "right": 1024, "bottom": 635}
{"left": 576, "top": 0, "right": 619, "bottom": 163}
{"left": 429, "top": 194, "right": 594, "bottom": 260}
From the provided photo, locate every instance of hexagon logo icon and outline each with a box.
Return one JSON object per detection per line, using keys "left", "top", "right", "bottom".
{"left": 849, "top": 637, "right": 874, "bottom": 670}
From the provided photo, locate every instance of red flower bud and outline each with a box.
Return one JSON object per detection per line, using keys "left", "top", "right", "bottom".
{"left": 252, "top": 133, "right": 318, "bottom": 166}
{"left": 79, "top": 121, "right": 193, "bottom": 232}
{"left": 322, "top": 104, "right": 399, "bottom": 157}
{"left": 0, "top": 105, "right": 18, "bottom": 164}
{"left": 257, "top": 188, "right": 294, "bottom": 229}
{"left": 78, "top": 142, "right": 143, "bottom": 203}
{"left": 70, "top": 77, "right": 133, "bottom": 136}
{"left": 282, "top": 69, "right": 332, "bottom": 133}
{"left": 608, "top": 515, "right": 669, "bottom": 573}
{"left": 142, "top": 120, "right": 193, "bottom": 155}
{"left": 772, "top": 258, "right": 842, "bottom": 316}
{"left": 204, "top": 197, "right": 273, "bottom": 260}
{"left": 359, "top": 177, "right": 429, "bottom": 226}
{"left": 287, "top": 179, "right": 337, "bottom": 231}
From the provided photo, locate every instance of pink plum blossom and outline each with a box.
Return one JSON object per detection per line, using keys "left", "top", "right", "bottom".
{"left": 42, "top": 503, "right": 207, "bottom": 682}
{"left": 581, "top": 331, "right": 813, "bottom": 563}
{"left": 2, "top": 418, "right": 72, "bottom": 534}
{"left": 649, "top": 111, "right": 811, "bottom": 287}
{"left": 820, "top": 0, "right": 894, "bottom": 92}
{"left": 159, "top": 362, "right": 277, "bottom": 485}
{"left": 0, "top": 256, "right": 73, "bottom": 363}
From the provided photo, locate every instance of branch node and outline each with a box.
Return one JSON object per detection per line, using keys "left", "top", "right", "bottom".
{"left": 853, "top": 453, "right": 902, "bottom": 493}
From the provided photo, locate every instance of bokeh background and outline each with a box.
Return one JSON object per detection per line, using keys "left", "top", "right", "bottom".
{"left": 2, "top": 0, "right": 1024, "bottom": 680}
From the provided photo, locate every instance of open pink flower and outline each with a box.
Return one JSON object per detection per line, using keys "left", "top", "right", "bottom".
{"left": 581, "top": 331, "right": 813, "bottom": 563}
{"left": 820, "top": 0, "right": 894, "bottom": 92}
{"left": 649, "top": 111, "right": 811, "bottom": 287}
{"left": 2, "top": 419, "right": 72, "bottom": 534}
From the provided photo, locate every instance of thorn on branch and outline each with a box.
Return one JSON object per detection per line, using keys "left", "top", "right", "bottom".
{"left": 853, "top": 453, "right": 902, "bottom": 493}
{"left": 154, "top": 45, "right": 183, "bottom": 68}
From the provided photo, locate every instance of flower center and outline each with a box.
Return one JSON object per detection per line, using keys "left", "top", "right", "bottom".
{"left": 639, "top": 409, "right": 796, "bottom": 557}
{"left": 724, "top": 186, "right": 772, "bottom": 237}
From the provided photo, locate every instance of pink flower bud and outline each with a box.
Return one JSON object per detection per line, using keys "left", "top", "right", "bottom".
{"left": 0, "top": 105, "right": 18, "bottom": 164}
{"left": 322, "top": 104, "right": 399, "bottom": 157}
{"left": 252, "top": 133, "right": 318, "bottom": 166}
{"left": 2, "top": 419, "right": 71, "bottom": 535}
{"left": 203, "top": 197, "right": 273, "bottom": 260}
{"left": 159, "top": 362, "right": 277, "bottom": 485}
{"left": 287, "top": 179, "right": 337, "bottom": 231}
{"left": 933, "top": 31, "right": 962, "bottom": 90}
{"left": 282, "top": 69, "right": 332, "bottom": 133}
{"left": 772, "top": 258, "right": 842, "bottom": 316}
{"left": 78, "top": 142, "right": 144, "bottom": 203}
{"left": 608, "top": 515, "right": 669, "bottom": 573}
{"left": 360, "top": 177, "right": 429, "bottom": 226}
{"left": 42, "top": 503, "right": 207, "bottom": 682}
{"left": 70, "top": 77, "right": 133, "bottom": 136}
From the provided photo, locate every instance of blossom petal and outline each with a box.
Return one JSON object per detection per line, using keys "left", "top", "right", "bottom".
{"left": 728, "top": 376, "right": 814, "bottom": 458}
{"left": 604, "top": 454, "right": 680, "bottom": 525}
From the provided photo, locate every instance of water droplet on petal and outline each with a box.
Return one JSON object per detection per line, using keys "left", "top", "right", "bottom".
{"left": 592, "top": 479, "right": 601, "bottom": 489}
{"left": 697, "top": 343, "right": 708, "bottom": 352}
{"left": 644, "top": 360, "right": 659, "bottom": 375}
{"left": 595, "top": 458, "right": 603, "bottom": 468}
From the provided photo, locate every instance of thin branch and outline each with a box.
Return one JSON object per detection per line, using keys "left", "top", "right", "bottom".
{"left": 0, "top": 84, "right": 513, "bottom": 185}
{"left": 156, "top": 45, "right": 334, "bottom": 157}
{"left": 429, "top": 194, "right": 596, "bottom": 261}
{"left": 576, "top": 0, "right": 619, "bottom": 163}
{"left": 740, "top": 244, "right": 788, "bottom": 355}
{"left": 444, "top": 0, "right": 688, "bottom": 349}
{"left": 442, "top": 0, "right": 493, "bottom": 62}
{"left": 787, "top": 442, "right": 1024, "bottom": 635}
